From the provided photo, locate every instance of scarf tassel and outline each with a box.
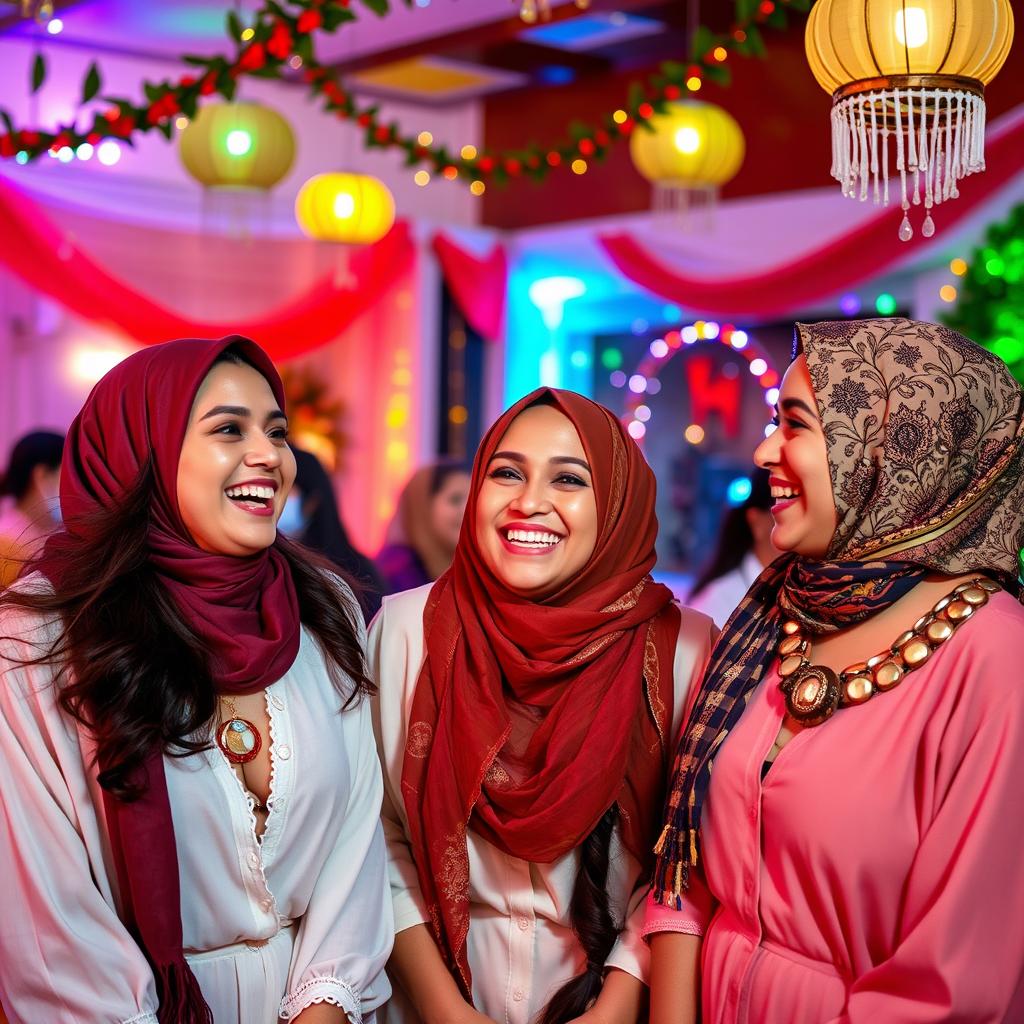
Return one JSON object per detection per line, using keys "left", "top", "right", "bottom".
{"left": 156, "top": 961, "right": 214, "bottom": 1024}
{"left": 651, "top": 823, "right": 697, "bottom": 910}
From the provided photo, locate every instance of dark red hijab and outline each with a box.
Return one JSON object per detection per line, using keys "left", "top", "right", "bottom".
{"left": 56, "top": 336, "right": 300, "bottom": 1023}
{"left": 401, "top": 387, "right": 680, "bottom": 996}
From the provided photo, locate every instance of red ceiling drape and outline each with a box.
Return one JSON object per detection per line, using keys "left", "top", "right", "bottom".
{"left": 431, "top": 232, "right": 506, "bottom": 342}
{"left": 0, "top": 174, "right": 415, "bottom": 361}
{"left": 599, "top": 112, "right": 1024, "bottom": 319}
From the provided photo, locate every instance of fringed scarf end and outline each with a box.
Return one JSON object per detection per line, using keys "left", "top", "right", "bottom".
{"left": 156, "top": 961, "right": 214, "bottom": 1024}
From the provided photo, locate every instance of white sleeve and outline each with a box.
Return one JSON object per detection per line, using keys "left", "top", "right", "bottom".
{"left": 0, "top": 625, "right": 159, "bottom": 1024}
{"left": 366, "top": 599, "right": 432, "bottom": 934}
{"left": 279, "top": 692, "right": 394, "bottom": 1023}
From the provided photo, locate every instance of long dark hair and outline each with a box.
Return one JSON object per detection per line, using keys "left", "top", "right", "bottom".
{"left": 689, "top": 468, "right": 772, "bottom": 600}
{"left": 0, "top": 409, "right": 372, "bottom": 805}
{"left": 540, "top": 805, "right": 622, "bottom": 1024}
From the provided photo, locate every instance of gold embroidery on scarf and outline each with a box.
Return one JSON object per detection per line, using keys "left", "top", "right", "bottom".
{"left": 564, "top": 630, "right": 624, "bottom": 666}
{"left": 439, "top": 824, "right": 470, "bottom": 905}
{"left": 851, "top": 432, "right": 1022, "bottom": 560}
{"left": 406, "top": 721, "right": 434, "bottom": 758}
{"left": 484, "top": 761, "right": 512, "bottom": 789}
{"left": 643, "top": 619, "right": 666, "bottom": 750}
{"left": 603, "top": 577, "right": 647, "bottom": 613}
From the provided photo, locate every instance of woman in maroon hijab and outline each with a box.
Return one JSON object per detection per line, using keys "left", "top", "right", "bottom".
{"left": 0, "top": 337, "right": 392, "bottom": 1024}
{"left": 368, "top": 388, "right": 716, "bottom": 1024}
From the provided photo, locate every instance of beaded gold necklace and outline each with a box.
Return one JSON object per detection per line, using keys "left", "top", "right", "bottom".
{"left": 776, "top": 577, "right": 999, "bottom": 727}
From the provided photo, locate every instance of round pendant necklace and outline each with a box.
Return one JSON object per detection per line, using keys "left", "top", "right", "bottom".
{"left": 776, "top": 577, "right": 999, "bottom": 727}
{"left": 216, "top": 696, "right": 262, "bottom": 765}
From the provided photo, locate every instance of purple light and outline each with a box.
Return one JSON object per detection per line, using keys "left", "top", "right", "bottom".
{"left": 610, "top": 370, "right": 627, "bottom": 388}
{"left": 627, "top": 420, "right": 646, "bottom": 439}
{"left": 649, "top": 338, "right": 669, "bottom": 358}
{"left": 839, "top": 293, "right": 861, "bottom": 316}
{"left": 646, "top": 378, "right": 662, "bottom": 395}
{"left": 628, "top": 374, "right": 648, "bottom": 394}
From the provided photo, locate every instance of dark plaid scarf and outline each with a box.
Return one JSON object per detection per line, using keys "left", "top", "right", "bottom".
{"left": 652, "top": 555, "right": 925, "bottom": 906}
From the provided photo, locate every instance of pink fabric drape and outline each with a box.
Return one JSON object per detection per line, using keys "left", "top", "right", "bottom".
{"left": 0, "top": 175, "right": 415, "bottom": 360}
{"left": 431, "top": 232, "right": 506, "bottom": 341}
{"left": 599, "top": 112, "right": 1024, "bottom": 319}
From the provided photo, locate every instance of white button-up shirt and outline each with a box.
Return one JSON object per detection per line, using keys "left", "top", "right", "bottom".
{"left": 0, "top": 587, "right": 393, "bottom": 1024}
{"left": 368, "top": 584, "right": 715, "bottom": 1024}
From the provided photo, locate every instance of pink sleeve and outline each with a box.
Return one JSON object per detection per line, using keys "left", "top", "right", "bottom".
{"left": 641, "top": 868, "right": 714, "bottom": 940}
{"left": 827, "top": 614, "right": 1024, "bottom": 1022}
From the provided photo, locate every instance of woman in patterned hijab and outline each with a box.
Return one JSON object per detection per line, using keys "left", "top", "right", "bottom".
{"left": 646, "top": 319, "right": 1024, "bottom": 1024}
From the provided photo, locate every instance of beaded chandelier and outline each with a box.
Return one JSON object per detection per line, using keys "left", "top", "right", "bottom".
{"left": 805, "top": 0, "right": 1014, "bottom": 240}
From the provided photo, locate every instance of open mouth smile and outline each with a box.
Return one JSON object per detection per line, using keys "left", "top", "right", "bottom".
{"left": 769, "top": 476, "right": 802, "bottom": 512}
{"left": 499, "top": 525, "right": 565, "bottom": 555}
{"left": 225, "top": 479, "right": 278, "bottom": 518}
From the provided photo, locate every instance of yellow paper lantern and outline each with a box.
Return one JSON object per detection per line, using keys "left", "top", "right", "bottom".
{"left": 295, "top": 173, "right": 396, "bottom": 245}
{"left": 805, "top": 0, "right": 1014, "bottom": 240}
{"left": 179, "top": 102, "right": 295, "bottom": 189}
{"left": 629, "top": 101, "right": 744, "bottom": 213}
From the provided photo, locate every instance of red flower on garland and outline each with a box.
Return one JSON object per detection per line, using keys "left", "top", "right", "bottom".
{"left": 297, "top": 9, "right": 322, "bottom": 33}
{"left": 200, "top": 72, "right": 218, "bottom": 95}
{"left": 267, "top": 22, "right": 293, "bottom": 60}
{"left": 0, "top": 135, "right": 14, "bottom": 158}
{"left": 237, "top": 43, "right": 267, "bottom": 72}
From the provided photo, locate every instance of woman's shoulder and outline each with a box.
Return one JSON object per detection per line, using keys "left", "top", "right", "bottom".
{"left": 376, "top": 582, "right": 433, "bottom": 634}
{"left": 674, "top": 603, "right": 717, "bottom": 658}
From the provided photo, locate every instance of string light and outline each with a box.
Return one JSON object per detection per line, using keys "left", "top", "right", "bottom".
{"left": 875, "top": 293, "right": 897, "bottom": 315}
{"left": 613, "top": 110, "right": 629, "bottom": 124}
{"left": 470, "top": 180, "right": 485, "bottom": 195}
{"left": 686, "top": 76, "right": 702, "bottom": 91}
{"left": 460, "top": 145, "right": 477, "bottom": 160}
{"left": 417, "top": 131, "right": 433, "bottom": 146}
{"left": 240, "top": 27, "right": 255, "bottom": 41}
{"left": 685, "top": 424, "right": 705, "bottom": 445}
{"left": 414, "top": 170, "right": 430, "bottom": 186}
{"left": 571, "top": 158, "right": 588, "bottom": 174}
{"left": 939, "top": 284, "right": 957, "bottom": 303}
{"left": 950, "top": 257, "right": 968, "bottom": 276}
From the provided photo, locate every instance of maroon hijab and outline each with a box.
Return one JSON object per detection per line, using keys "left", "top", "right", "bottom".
{"left": 401, "top": 388, "right": 680, "bottom": 995}
{"left": 56, "top": 336, "right": 300, "bottom": 1023}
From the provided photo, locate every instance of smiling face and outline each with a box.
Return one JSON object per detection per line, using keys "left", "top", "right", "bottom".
{"left": 753, "top": 353, "right": 838, "bottom": 558}
{"left": 475, "top": 403, "right": 599, "bottom": 599}
{"left": 176, "top": 359, "right": 296, "bottom": 556}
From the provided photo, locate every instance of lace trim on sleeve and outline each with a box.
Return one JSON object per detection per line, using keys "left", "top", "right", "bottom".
{"left": 278, "top": 976, "right": 361, "bottom": 1023}
{"left": 640, "top": 918, "right": 704, "bottom": 941}
{"left": 120, "top": 1012, "right": 159, "bottom": 1024}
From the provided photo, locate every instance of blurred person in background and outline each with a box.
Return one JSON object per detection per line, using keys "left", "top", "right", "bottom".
{"left": 0, "top": 431, "right": 64, "bottom": 589}
{"left": 283, "top": 445, "right": 384, "bottom": 620}
{"left": 376, "top": 461, "right": 471, "bottom": 595}
{"left": 686, "top": 468, "right": 778, "bottom": 628}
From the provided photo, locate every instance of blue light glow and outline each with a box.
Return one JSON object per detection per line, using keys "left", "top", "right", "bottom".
{"left": 727, "top": 477, "right": 753, "bottom": 506}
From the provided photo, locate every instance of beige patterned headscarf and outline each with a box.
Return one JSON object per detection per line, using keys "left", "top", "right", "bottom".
{"left": 653, "top": 318, "right": 1024, "bottom": 909}
{"left": 799, "top": 317, "right": 1024, "bottom": 590}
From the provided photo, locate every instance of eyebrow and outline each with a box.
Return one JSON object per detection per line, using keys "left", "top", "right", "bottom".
{"left": 199, "top": 404, "right": 288, "bottom": 424}
{"left": 490, "top": 450, "right": 592, "bottom": 473}
{"left": 780, "top": 398, "right": 818, "bottom": 420}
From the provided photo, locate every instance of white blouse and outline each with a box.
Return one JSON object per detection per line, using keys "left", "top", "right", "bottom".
{"left": 0, "top": 583, "right": 393, "bottom": 1024}
{"left": 367, "top": 584, "right": 716, "bottom": 1024}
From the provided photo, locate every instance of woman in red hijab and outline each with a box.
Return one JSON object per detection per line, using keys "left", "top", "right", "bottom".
{"left": 0, "top": 337, "right": 392, "bottom": 1024}
{"left": 368, "top": 388, "right": 716, "bottom": 1024}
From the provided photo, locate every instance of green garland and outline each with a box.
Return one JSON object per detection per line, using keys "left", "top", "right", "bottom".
{"left": 0, "top": 0, "right": 810, "bottom": 186}
{"left": 942, "top": 202, "right": 1024, "bottom": 386}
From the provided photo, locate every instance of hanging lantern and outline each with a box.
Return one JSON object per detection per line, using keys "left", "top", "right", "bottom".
{"left": 180, "top": 102, "right": 295, "bottom": 189}
{"left": 806, "top": 0, "right": 1014, "bottom": 241}
{"left": 295, "top": 173, "right": 395, "bottom": 245}
{"left": 629, "top": 100, "right": 745, "bottom": 214}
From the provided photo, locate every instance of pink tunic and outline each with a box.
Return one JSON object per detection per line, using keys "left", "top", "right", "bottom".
{"left": 645, "top": 590, "right": 1024, "bottom": 1022}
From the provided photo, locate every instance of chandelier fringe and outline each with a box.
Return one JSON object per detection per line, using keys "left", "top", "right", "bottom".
{"left": 831, "top": 86, "right": 986, "bottom": 241}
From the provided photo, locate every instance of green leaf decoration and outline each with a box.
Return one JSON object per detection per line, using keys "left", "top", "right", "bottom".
{"left": 31, "top": 53, "right": 46, "bottom": 93}
{"left": 82, "top": 62, "right": 102, "bottom": 104}
{"left": 227, "top": 10, "right": 244, "bottom": 42}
